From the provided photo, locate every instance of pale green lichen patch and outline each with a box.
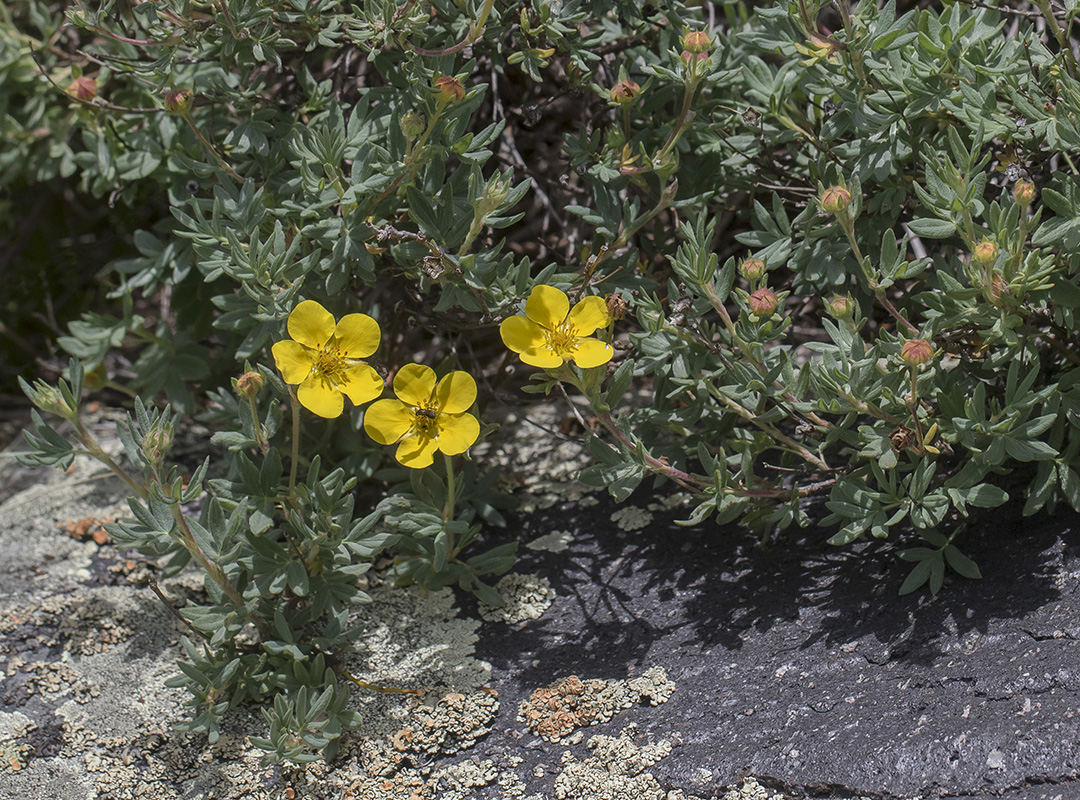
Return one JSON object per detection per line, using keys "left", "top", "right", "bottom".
{"left": 722, "top": 777, "right": 786, "bottom": 800}
{"left": 525, "top": 528, "right": 574, "bottom": 553}
{"left": 480, "top": 405, "right": 598, "bottom": 512}
{"left": 479, "top": 573, "right": 555, "bottom": 624}
{"left": 518, "top": 666, "right": 675, "bottom": 742}
{"left": 610, "top": 506, "right": 653, "bottom": 531}
{"left": 552, "top": 723, "right": 681, "bottom": 800}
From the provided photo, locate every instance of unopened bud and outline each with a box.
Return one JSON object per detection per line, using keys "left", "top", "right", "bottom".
{"left": 739, "top": 257, "right": 766, "bottom": 282}
{"left": 433, "top": 76, "right": 465, "bottom": 105}
{"left": 400, "top": 112, "right": 425, "bottom": 141}
{"left": 748, "top": 287, "right": 779, "bottom": 318}
{"left": 22, "top": 380, "right": 67, "bottom": 417}
{"left": 1013, "top": 180, "right": 1036, "bottom": 206}
{"left": 900, "top": 339, "right": 935, "bottom": 366}
{"left": 163, "top": 88, "right": 193, "bottom": 115}
{"left": 682, "top": 30, "right": 711, "bottom": 54}
{"left": 609, "top": 79, "right": 641, "bottom": 106}
{"left": 972, "top": 239, "right": 998, "bottom": 265}
{"left": 821, "top": 185, "right": 852, "bottom": 214}
{"left": 234, "top": 372, "right": 264, "bottom": 399}
{"left": 142, "top": 428, "right": 173, "bottom": 464}
{"left": 825, "top": 294, "right": 855, "bottom": 319}
{"left": 68, "top": 76, "right": 97, "bottom": 102}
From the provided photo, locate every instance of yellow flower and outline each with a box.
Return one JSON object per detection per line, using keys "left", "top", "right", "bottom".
{"left": 499, "top": 285, "right": 613, "bottom": 369}
{"left": 271, "top": 300, "right": 383, "bottom": 418}
{"left": 364, "top": 364, "right": 480, "bottom": 469}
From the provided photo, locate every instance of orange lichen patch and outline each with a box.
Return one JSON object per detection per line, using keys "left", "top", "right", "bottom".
{"left": 519, "top": 667, "right": 675, "bottom": 742}
{"left": 60, "top": 516, "right": 112, "bottom": 545}
{"left": 520, "top": 675, "right": 603, "bottom": 741}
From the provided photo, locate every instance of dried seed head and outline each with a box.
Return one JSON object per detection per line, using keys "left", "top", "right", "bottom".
{"left": 900, "top": 339, "right": 935, "bottom": 366}
{"left": 605, "top": 292, "right": 629, "bottom": 321}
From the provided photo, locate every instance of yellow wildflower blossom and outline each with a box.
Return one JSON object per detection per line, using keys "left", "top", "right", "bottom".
{"left": 271, "top": 300, "right": 383, "bottom": 418}
{"left": 500, "top": 285, "right": 613, "bottom": 369}
{"left": 364, "top": 364, "right": 480, "bottom": 469}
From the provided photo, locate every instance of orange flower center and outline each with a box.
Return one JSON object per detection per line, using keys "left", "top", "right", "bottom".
{"left": 411, "top": 404, "right": 440, "bottom": 434}
{"left": 543, "top": 321, "right": 579, "bottom": 356}
{"left": 312, "top": 346, "right": 347, "bottom": 383}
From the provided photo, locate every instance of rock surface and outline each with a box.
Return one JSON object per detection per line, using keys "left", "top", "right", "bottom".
{"left": 2, "top": 409, "right": 1079, "bottom": 799}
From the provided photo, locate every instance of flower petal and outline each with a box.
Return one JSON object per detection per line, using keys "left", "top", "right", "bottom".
{"left": 568, "top": 296, "right": 611, "bottom": 336}
{"left": 288, "top": 300, "right": 336, "bottom": 349}
{"left": 570, "top": 337, "right": 614, "bottom": 368}
{"left": 334, "top": 313, "right": 381, "bottom": 359}
{"left": 435, "top": 371, "right": 477, "bottom": 415}
{"left": 437, "top": 413, "right": 480, "bottom": 456}
{"left": 525, "top": 285, "right": 570, "bottom": 329}
{"left": 500, "top": 316, "right": 546, "bottom": 354}
{"left": 339, "top": 364, "right": 384, "bottom": 405}
{"left": 396, "top": 433, "right": 437, "bottom": 469}
{"left": 364, "top": 399, "right": 414, "bottom": 445}
{"left": 297, "top": 375, "right": 344, "bottom": 419}
{"left": 520, "top": 347, "right": 564, "bottom": 369}
{"left": 272, "top": 340, "right": 314, "bottom": 385}
{"left": 393, "top": 363, "right": 437, "bottom": 408}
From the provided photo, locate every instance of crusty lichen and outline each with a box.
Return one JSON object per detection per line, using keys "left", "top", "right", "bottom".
{"left": 479, "top": 573, "right": 555, "bottom": 624}
{"left": 518, "top": 666, "right": 676, "bottom": 742}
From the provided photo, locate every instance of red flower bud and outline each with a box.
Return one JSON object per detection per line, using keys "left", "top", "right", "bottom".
{"left": 748, "top": 288, "right": 779, "bottom": 318}
{"left": 825, "top": 294, "right": 855, "bottom": 319}
{"left": 609, "top": 79, "right": 641, "bottom": 105}
{"left": 682, "top": 30, "right": 711, "bottom": 54}
{"left": 900, "top": 339, "right": 935, "bottom": 366}
{"left": 1013, "top": 181, "right": 1036, "bottom": 206}
{"left": 433, "top": 76, "right": 466, "bottom": 105}
{"left": 234, "top": 372, "right": 264, "bottom": 399}
{"left": 972, "top": 239, "right": 998, "bottom": 265}
{"left": 68, "top": 76, "right": 97, "bottom": 102}
{"left": 821, "top": 185, "right": 852, "bottom": 214}
{"left": 163, "top": 88, "right": 193, "bottom": 115}
{"left": 739, "top": 257, "right": 766, "bottom": 282}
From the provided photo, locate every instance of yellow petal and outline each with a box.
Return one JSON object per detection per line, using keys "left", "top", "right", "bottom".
{"left": 437, "top": 413, "right": 480, "bottom": 456}
{"left": 525, "top": 285, "right": 569, "bottom": 330}
{"left": 297, "top": 375, "right": 344, "bottom": 418}
{"left": 568, "top": 296, "right": 611, "bottom": 336}
{"left": 272, "top": 340, "right": 314, "bottom": 385}
{"left": 435, "top": 371, "right": 477, "bottom": 415}
{"left": 393, "top": 363, "right": 437, "bottom": 407}
{"left": 334, "top": 313, "right": 381, "bottom": 359}
{"left": 288, "top": 300, "right": 336, "bottom": 349}
{"left": 500, "top": 316, "right": 546, "bottom": 354}
{"left": 339, "top": 364, "right": 384, "bottom": 405}
{"left": 396, "top": 433, "right": 437, "bottom": 469}
{"left": 364, "top": 398, "right": 414, "bottom": 445}
{"left": 570, "top": 337, "right": 614, "bottom": 368}
{"left": 520, "top": 347, "right": 564, "bottom": 369}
